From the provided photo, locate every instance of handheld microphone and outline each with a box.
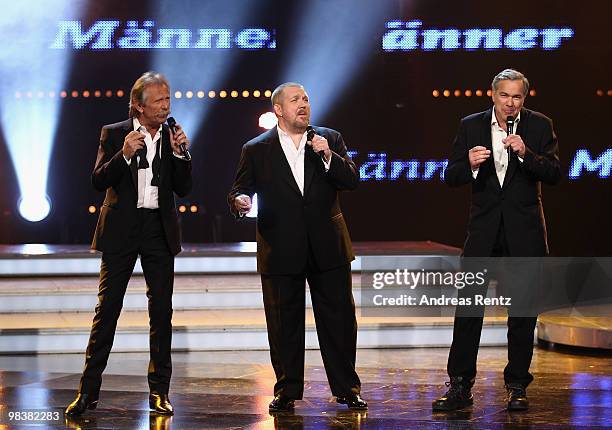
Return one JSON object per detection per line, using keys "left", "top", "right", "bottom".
{"left": 306, "top": 125, "right": 324, "bottom": 159}
{"left": 167, "top": 117, "right": 191, "bottom": 161}
{"left": 506, "top": 115, "right": 515, "bottom": 159}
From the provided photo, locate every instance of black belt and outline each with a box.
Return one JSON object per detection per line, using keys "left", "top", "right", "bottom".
{"left": 137, "top": 208, "right": 160, "bottom": 213}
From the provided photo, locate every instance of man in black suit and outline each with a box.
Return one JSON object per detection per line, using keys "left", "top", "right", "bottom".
{"left": 228, "top": 82, "right": 367, "bottom": 412}
{"left": 433, "top": 69, "right": 560, "bottom": 412}
{"left": 65, "top": 71, "right": 192, "bottom": 416}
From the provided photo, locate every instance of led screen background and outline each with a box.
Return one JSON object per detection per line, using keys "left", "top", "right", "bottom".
{"left": 0, "top": 0, "right": 609, "bottom": 256}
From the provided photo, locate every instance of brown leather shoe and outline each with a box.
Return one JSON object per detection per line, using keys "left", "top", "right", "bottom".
{"left": 149, "top": 392, "right": 174, "bottom": 415}
{"left": 64, "top": 393, "right": 98, "bottom": 416}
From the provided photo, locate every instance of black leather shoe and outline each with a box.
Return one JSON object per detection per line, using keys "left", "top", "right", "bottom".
{"left": 269, "top": 395, "right": 295, "bottom": 412}
{"left": 432, "top": 377, "right": 474, "bottom": 411}
{"left": 506, "top": 383, "right": 529, "bottom": 411}
{"left": 64, "top": 393, "right": 99, "bottom": 416}
{"left": 336, "top": 393, "right": 368, "bottom": 410}
{"left": 149, "top": 393, "right": 174, "bottom": 415}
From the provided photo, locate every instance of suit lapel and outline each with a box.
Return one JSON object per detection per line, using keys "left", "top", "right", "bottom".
{"left": 481, "top": 109, "right": 502, "bottom": 192}
{"left": 268, "top": 129, "right": 303, "bottom": 197}
{"left": 122, "top": 119, "right": 139, "bottom": 191}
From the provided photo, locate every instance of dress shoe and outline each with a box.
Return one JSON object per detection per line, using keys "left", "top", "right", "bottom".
{"left": 336, "top": 393, "right": 368, "bottom": 410}
{"left": 506, "top": 383, "right": 529, "bottom": 411}
{"left": 268, "top": 395, "right": 295, "bottom": 412}
{"left": 432, "top": 377, "right": 474, "bottom": 411}
{"left": 149, "top": 392, "right": 174, "bottom": 415}
{"left": 64, "top": 393, "right": 98, "bottom": 416}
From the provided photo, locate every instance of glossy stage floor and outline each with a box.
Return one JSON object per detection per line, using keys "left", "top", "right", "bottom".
{"left": 0, "top": 346, "right": 611, "bottom": 429}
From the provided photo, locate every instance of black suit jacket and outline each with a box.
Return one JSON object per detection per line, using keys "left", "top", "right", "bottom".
{"left": 228, "top": 126, "right": 358, "bottom": 274}
{"left": 445, "top": 108, "right": 561, "bottom": 257}
{"left": 91, "top": 118, "right": 192, "bottom": 255}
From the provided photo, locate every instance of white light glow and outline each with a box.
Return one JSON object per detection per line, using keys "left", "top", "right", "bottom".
{"left": 258, "top": 112, "right": 277, "bottom": 130}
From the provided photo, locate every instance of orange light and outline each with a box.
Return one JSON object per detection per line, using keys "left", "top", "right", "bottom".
{"left": 71, "top": 90, "right": 79, "bottom": 98}
{"left": 116, "top": 89, "right": 124, "bottom": 97}
{"left": 189, "top": 205, "right": 198, "bottom": 213}
{"left": 432, "top": 90, "right": 439, "bottom": 97}
{"left": 464, "top": 90, "right": 472, "bottom": 97}
{"left": 230, "top": 90, "right": 238, "bottom": 98}
{"left": 208, "top": 90, "right": 216, "bottom": 98}
{"left": 454, "top": 89, "right": 461, "bottom": 97}
{"left": 486, "top": 89, "right": 492, "bottom": 97}
{"left": 60, "top": 91, "right": 68, "bottom": 98}
{"left": 105, "top": 90, "right": 113, "bottom": 97}
{"left": 88, "top": 205, "right": 97, "bottom": 214}
{"left": 607, "top": 90, "right": 612, "bottom": 96}
{"left": 220, "top": 90, "right": 227, "bottom": 98}
{"left": 253, "top": 90, "right": 261, "bottom": 97}
{"left": 529, "top": 89, "right": 536, "bottom": 97}
{"left": 443, "top": 90, "right": 450, "bottom": 98}
{"left": 475, "top": 89, "right": 483, "bottom": 97}
{"left": 186, "top": 91, "right": 194, "bottom": 99}
{"left": 178, "top": 205, "right": 187, "bottom": 213}
{"left": 82, "top": 90, "right": 90, "bottom": 98}
{"left": 264, "top": 90, "right": 272, "bottom": 98}
{"left": 94, "top": 90, "right": 101, "bottom": 98}
{"left": 596, "top": 89, "right": 604, "bottom": 96}
{"left": 242, "top": 90, "right": 249, "bottom": 98}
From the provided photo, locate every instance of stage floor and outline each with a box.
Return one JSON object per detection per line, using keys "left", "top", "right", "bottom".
{"left": 0, "top": 346, "right": 610, "bottom": 429}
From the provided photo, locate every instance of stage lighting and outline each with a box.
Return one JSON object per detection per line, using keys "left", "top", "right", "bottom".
{"left": 18, "top": 195, "right": 51, "bottom": 222}
{"left": 189, "top": 204, "right": 198, "bottom": 213}
{"left": 88, "top": 205, "right": 96, "bottom": 214}
{"left": 178, "top": 205, "right": 187, "bottom": 213}
{"left": 259, "top": 112, "right": 277, "bottom": 130}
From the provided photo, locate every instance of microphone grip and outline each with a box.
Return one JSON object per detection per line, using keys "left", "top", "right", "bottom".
{"left": 178, "top": 143, "right": 191, "bottom": 161}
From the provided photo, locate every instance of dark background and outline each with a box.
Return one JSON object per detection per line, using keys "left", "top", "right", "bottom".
{"left": 0, "top": 0, "right": 609, "bottom": 256}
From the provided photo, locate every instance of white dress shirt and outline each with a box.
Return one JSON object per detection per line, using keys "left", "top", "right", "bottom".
{"left": 277, "top": 126, "right": 331, "bottom": 196}
{"left": 126, "top": 118, "right": 161, "bottom": 209}
{"left": 472, "top": 110, "right": 522, "bottom": 184}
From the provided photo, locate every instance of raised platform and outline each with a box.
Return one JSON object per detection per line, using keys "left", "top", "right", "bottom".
{"left": 537, "top": 305, "right": 612, "bottom": 349}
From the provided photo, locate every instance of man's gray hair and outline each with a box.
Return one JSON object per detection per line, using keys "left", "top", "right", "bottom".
{"left": 491, "top": 69, "right": 530, "bottom": 95}
{"left": 129, "top": 71, "right": 170, "bottom": 117}
{"left": 271, "top": 82, "right": 304, "bottom": 106}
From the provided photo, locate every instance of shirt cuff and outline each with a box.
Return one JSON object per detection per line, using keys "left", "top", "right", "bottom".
{"left": 173, "top": 152, "right": 188, "bottom": 160}
{"left": 323, "top": 155, "right": 332, "bottom": 172}
{"left": 471, "top": 168, "right": 479, "bottom": 179}
{"left": 517, "top": 155, "right": 524, "bottom": 163}
{"left": 123, "top": 154, "right": 131, "bottom": 165}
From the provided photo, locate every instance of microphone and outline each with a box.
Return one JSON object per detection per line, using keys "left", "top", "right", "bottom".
{"left": 167, "top": 117, "right": 191, "bottom": 161}
{"left": 306, "top": 125, "right": 324, "bottom": 159}
{"left": 506, "top": 115, "right": 515, "bottom": 159}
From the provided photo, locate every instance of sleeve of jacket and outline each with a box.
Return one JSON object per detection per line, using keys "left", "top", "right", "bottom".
{"left": 227, "top": 143, "right": 256, "bottom": 219}
{"left": 521, "top": 117, "right": 561, "bottom": 185}
{"left": 326, "top": 132, "right": 359, "bottom": 191}
{"left": 171, "top": 156, "right": 192, "bottom": 197}
{"left": 444, "top": 118, "right": 474, "bottom": 187}
{"left": 91, "top": 126, "right": 130, "bottom": 192}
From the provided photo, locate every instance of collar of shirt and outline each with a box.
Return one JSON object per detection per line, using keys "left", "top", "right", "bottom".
{"left": 277, "top": 125, "right": 306, "bottom": 152}
{"left": 491, "top": 109, "right": 521, "bottom": 131}
{"left": 133, "top": 117, "right": 162, "bottom": 143}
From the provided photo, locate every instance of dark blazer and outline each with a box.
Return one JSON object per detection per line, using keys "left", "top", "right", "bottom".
{"left": 228, "top": 126, "right": 358, "bottom": 274}
{"left": 445, "top": 108, "right": 561, "bottom": 257}
{"left": 91, "top": 118, "right": 192, "bottom": 255}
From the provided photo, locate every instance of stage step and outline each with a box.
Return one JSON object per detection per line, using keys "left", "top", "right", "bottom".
{"left": 0, "top": 308, "right": 509, "bottom": 353}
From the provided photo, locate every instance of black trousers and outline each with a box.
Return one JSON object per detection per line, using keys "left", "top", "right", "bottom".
{"left": 79, "top": 209, "right": 174, "bottom": 395}
{"left": 261, "top": 252, "right": 361, "bottom": 399}
{"left": 447, "top": 217, "right": 538, "bottom": 387}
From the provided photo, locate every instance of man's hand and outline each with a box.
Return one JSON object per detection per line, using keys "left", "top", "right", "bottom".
{"left": 468, "top": 146, "right": 491, "bottom": 170}
{"left": 503, "top": 134, "right": 526, "bottom": 158}
{"left": 309, "top": 135, "right": 331, "bottom": 161}
{"left": 234, "top": 194, "right": 252, "bottom": 215}
{"left": 169, "top": 123, "right": 190, "bottom": 157}
{"left": 122, "top": 130, "right": 145, "bottom": 160}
